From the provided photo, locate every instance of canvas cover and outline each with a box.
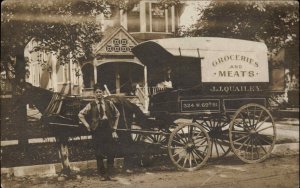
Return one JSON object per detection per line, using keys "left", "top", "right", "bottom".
{"left": 132, "top": 37, "right": 269, "bottom": 83}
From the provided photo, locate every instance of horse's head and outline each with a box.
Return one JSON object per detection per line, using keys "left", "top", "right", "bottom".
{"left": 9, "top": 80, "right": 32, "bottom": 113}
{"left": 14, "top": 79, "right": 34, "bottom": 96}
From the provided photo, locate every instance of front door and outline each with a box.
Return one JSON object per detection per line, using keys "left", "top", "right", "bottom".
{"left": 119, "top": 63, "right": 144, "bottom": 95}
{"left": 97, "top": 62, "right": 144, "bottom": 95}
{"left": 97, "top": 63, "right": 116, "bottom": 93}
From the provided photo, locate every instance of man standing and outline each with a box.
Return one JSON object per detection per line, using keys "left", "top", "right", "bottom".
{"left": 78, "top": 84, "right": 120, "bottom": 181}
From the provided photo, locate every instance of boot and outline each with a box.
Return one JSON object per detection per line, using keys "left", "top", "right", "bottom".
{"left": 96, "top": 157, "right": 105, "bottom": 176}
{"left": 107, "top": 158, "right": 115, "bottom": 177}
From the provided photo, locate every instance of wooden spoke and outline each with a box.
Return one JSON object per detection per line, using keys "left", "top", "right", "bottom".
{"left": 174, "top": 133, "right": 187, "bottom": 145}
{"left": 252, "top": 106, "right": 258, "bottom": 126}
{"left": 237, "top": 137, "right": 251, "bottom": 150}
{"left": 172, "top": 138, "right": 185, "bottom": 146}
{"left": 176, "top": 155, "right": 184, "bottom": 164}
{"left": 182, "top": 155, "right": 188, "bottom": 168}
{"left": 170, "top": 146, "right": 185, "bottom": 149}
{"left": 193, "top": 137, "right": 208, "bottom": 145}
{"left": 230, "top": 130, "right": 249, "bottom": 134}
{"left": 255, "top": 116, "right": 271, "bottom": 131}
{"left": 256, "top": 134, "right": 273, "bottom": 145}
{"left": 194, "top": 144, "right": 209, "bottom": 148}
{"left": 179, "top": 128, "right": 189, "bottom": 143}
{"left": 233, "top": 134, "right": 250, "bottom": 143}
{"left": 256, "top": 125, "right": 274, "bottom": 133}
{"left": 189, "top": 153, "right": 192, "bottom": 168}
{"left": 172, "top": 148, "right": 185, "bottom": 158}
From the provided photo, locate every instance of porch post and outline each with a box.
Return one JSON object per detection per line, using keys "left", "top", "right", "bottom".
{"left": 93, "top": 58, "right": 98, "bottom": 84}
{"left": 69, "top": 54, "right": 73, "bottom": 95}
{"left": 140, "top": 2, "right": 146, "bottom": 32}
{"left": 51, "top": 53, "right": 58, "bottom": 92}
{"left": 144, "top": 65, "right": 148, "bottom": 96}
{"left": 144, "top": 65, "right": 149, "bottom": 112}
{"left": 116, "top": 63, "right": 120, "bottom": 94}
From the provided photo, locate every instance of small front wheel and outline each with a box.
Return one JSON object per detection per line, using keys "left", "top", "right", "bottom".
{"left": 168, "top": 123, "right": 211, "bottom": 171}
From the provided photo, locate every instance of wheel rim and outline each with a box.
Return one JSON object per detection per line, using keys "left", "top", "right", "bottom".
{"left": 197, "top": 116, "right": 231, "bottom": 159}
{"left": 168, "top": 123, "right": 211, "bottom": 171}
{"left": 229, "top": 104, "right": 276, "bottom": 163}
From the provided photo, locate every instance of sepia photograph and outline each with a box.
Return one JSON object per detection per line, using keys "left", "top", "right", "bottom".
{"left": 1, "top": 0, "right": 299, "bottom": 187}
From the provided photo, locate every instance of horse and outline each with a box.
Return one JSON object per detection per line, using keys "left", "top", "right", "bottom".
{"left": 12, "top": 81, "right": 169, "bottom": 175}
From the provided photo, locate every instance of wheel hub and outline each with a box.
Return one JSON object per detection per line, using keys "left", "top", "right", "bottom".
{"left": 249, "top": 129, "right": 256, "bottom": 134}
{"left": 185, "top": 142, "right": 195, "bottom": 152}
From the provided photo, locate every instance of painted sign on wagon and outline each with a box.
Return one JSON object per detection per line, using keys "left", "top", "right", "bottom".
{"left": 201, "top": 41, "right": 269, "bottom": 83}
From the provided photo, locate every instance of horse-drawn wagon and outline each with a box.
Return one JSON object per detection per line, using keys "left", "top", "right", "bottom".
{"left": 14, "top": 37, "right": 277, "bottom": 173}
{"left": 131, "top": 37, "right": 277, "bottom": 171}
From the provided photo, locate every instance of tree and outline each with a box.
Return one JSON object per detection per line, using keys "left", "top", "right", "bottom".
{"left": 1, "top": 0, "right": 182, "bottom": 80}
{"left": 1, "top": 0, "right": 110, "bottom": 80}
{"left": 183, "top": 1, "right": 299, "bottom": 54}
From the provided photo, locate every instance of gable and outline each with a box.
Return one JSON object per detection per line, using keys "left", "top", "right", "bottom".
{"left": 94, "top": 26, "right": 138, "bottom": 56}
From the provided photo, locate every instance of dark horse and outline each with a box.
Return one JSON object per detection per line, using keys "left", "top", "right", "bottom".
{"left": 13, "top": 81, "right": 168, "bottom": 175}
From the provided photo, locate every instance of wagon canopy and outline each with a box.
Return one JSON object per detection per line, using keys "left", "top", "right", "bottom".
{"left": 132, "top": 37, "right": 269, "bottom": 83}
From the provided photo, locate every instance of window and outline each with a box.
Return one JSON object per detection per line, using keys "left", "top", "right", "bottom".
{"left": 167, "top": 6, "right": 172, "bottom": 32}
{"left": 56, "top": 64, "right": 65, "bottom": 83}
{"left": 151, "top": 3, "right": 165, "bottom": 32}
{"left": 128, "top": 4, "right": 140, "bottom": 32}
{"left": 33, "top": 63, "right": 40, "bottom": 86}
{"left": 82, "top": 64, "right": 94, "bottom": 88}
{"left": 144, "top": 2, "right": 174, "bottom": 33}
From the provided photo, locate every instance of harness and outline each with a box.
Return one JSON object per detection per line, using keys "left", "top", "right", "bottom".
{"left": 44, "top": 93, "right": 64, "bottom": 116}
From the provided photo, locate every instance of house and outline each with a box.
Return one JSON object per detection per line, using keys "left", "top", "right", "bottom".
{"left": 270, "top": 46, "right": 299, "bottom": 107}
{"left": 25, "top": 0, "right": 185, "bottom": 112}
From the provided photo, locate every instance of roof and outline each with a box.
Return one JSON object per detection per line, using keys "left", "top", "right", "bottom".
{"left": 93, "top": 26, "right": 138, "bottom": 56}
{"left": 132, "top": 37, "right": 268, "bottom": 61}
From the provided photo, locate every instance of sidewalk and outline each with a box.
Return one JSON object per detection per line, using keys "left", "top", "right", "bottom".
{"left": 273, "top": 108, "right": 299, "bottom": 118}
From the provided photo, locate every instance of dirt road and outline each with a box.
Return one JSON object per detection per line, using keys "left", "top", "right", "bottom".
{"left": 2, "top": 154, "right": 299, "bottom": 188}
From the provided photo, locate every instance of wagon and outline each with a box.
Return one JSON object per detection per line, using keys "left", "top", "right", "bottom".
{"left": 15, "top": 37, "right": 277, "bottom": 173}
{"left": 129, "top": 37, "right": 277, "bottom": 171}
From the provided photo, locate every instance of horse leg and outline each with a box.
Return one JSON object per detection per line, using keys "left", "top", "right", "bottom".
{"left": 57, "top": 136, "right": 71, "bottom": 176}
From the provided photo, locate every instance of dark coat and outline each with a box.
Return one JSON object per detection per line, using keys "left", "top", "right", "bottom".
{"left": 90, "top": 99, "right": 120, "bottom": 131}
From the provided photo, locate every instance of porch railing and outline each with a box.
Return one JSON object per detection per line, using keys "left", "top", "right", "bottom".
{"left": 143, "top": 87, "right": 168, "bottom": 96}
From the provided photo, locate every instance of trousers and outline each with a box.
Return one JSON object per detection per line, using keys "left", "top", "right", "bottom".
{"left": 91, "top": 120, "right": 115, "bottom": 175}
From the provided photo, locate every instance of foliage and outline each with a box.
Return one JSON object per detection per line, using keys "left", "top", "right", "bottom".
{"left": 1, "top": 0, "right": 109, "bottom": 78}
{"left": 182, "top": 1, "right": 299, "bottom": 54}
{"left": 107, "top": 0, "right": 180, "bottom": 10}
{"left": 107, "top": 0, "right": 141, "bottom": 10}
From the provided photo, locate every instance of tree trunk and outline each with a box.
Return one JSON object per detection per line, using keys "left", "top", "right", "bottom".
{"left": 13, "top": 53, "right": 29, "bottom": 150}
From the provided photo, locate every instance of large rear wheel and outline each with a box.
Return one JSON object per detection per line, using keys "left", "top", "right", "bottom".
{"left": 229, "top": 104, "right": 276, "bottom": 163}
